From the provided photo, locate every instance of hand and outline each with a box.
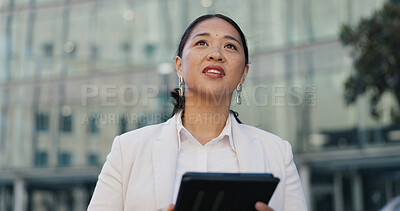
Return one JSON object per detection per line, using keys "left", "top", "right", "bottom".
{"left": 166, "top": 204, "right": 174, "bottom": 211}
{"left": 255, "top": 201, "right": 274, "bottom": 211}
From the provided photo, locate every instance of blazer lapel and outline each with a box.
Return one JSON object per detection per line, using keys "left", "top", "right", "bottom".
{"left": 231, "top": 114, "right": 267, "bottom": 173}
{"left": 152, "top": 116, "right": 179, "bottom": 210}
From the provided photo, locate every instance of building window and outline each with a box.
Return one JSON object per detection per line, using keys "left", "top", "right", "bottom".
{"left": 58, "top": 152, "right": 72, "bottom": 167}
{"left": 59, "top": 114, "right": 72, "bottom": 133}
{"left": 91, "top": 45, "right": 99, "bottom": 61}
{"left": 34, "top": 151, "right": 48, "bottom": 167}
{"left": 391, "top": 0, "right": 400, "bottom": 5}
{"left": 119, "top": 115, "right": 128, "bottom": 135}
{"left": 35, "top": 112, "right": 49, "bottom": 132}
{"left": 42, "top": 43, "right": 53, "bottom": 57}
{"left": 88, "top": 153, "right": 99, "bottom": 166}
{"left": 89, "top": 115, "right": 99, "bottom": 134}
{"left": 144, "top": 43, "right": 155, "bottom": 60}
{"left": 121, "top": 42, "right": 131, "bottom": 53}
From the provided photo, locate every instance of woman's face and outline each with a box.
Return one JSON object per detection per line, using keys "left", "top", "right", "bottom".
{"left": 175, "top": 18, "right": 249, "bottom": 102}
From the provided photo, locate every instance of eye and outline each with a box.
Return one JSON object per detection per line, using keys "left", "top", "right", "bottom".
{"left": 195, "top": 40, "right": 208, "bottom": 46}
{"left": 225, "top": 43, "right": 237, "bottom": 50}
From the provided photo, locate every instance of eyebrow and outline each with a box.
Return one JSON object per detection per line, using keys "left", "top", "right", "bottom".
{"left": 191, "top": 33, "right": 242, "bottom": 46}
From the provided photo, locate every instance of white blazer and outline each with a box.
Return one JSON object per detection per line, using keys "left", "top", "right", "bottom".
{"left": 88, "top": 113, "right": 308, "bottom": 211}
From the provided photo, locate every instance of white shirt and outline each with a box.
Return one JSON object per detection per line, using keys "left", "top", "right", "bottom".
{"left": 172, "top": 112, "right": 239, "bottom": 203}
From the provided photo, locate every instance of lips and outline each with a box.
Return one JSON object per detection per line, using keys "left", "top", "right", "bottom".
{"left": 202, "top": 65, "right": 225, "bottom": 78}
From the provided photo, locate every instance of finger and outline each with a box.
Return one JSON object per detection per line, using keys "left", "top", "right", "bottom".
{"left": 166, "top": 204, "right": 175, "bottom": 211}
{"left": 255, "top": 201, "right": 274, "bottom": 211}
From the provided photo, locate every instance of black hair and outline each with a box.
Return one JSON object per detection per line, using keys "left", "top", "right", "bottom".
{"left": 171, "top": 14, "right": 248, "bottom": 124}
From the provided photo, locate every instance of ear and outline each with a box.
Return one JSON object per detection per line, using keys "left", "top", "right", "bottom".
{"left": 175, "top": 56, "right": 182, "bottom": 76}
{"left": 240, "top": 64, "right": 249, "bottom": 84}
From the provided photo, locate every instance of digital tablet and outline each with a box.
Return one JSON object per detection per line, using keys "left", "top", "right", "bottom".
{"left": 174, "top": 172, "right": 280, "bottom": 211}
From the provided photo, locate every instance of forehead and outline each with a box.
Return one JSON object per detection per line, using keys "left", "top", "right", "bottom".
{"left": 188, "top": 18, "right": 242, "bottom": 42}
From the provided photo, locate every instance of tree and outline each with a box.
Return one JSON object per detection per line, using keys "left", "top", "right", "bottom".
{"left": 340, "top": 2, "right": 400, "bottom": 125}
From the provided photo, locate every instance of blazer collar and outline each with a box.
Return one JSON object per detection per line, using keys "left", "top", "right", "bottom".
{"left": 152, "top": 113, "right": 267, "bottom": 209}
{"left": 230, "top": 113, "right": 267, "bottom": 173}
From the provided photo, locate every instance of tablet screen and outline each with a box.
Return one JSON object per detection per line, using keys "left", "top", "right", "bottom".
{"left": 174, "top": 172, "right": 280, "bottom": 211}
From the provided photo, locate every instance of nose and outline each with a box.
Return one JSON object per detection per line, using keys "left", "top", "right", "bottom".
{"left": 207, "top": 47, "right": 224, "bottom": 62}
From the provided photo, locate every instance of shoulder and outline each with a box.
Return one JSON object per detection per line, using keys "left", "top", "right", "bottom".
{"left": 117, "top": 116, "right": 175, "bottom": 146}
{"left": 230, "top": 113, "right": 289, "bottom": 147}
{"left": 107, "top": 117, "right": 176, "bottom": 164}
{"left": 238, "top": 123, "right": 290, "bottom": 146}
{"left": 120, "top": 122, "right": 165, "bottom": 139}
{"left": 235, "top": 123, "right": 293, "bottom": 161}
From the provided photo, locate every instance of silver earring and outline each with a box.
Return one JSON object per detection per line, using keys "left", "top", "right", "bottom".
{"left": 236, "top": 83, "right": 242, "bottom": 105}
{"left": 178, "top": 76, "right": 184, "bottom": 97}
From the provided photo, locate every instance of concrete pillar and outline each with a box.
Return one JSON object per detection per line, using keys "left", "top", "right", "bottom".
{"left": 73, "top": 187, "right": 86, "bottom": 211}
{"left": 0, "top": 186, "right": 6, "bottom": 211}
{"left": 13, "top": 179, "right": 25, "bottom": 211}
{"left": 333, "top": 173, "right": 343, "bottom": 211}
{"left": 299, "top": 164, "right": 311, "bottom": 210}
{"left": 352, "top": 173, "right": 363, "bottom": 211}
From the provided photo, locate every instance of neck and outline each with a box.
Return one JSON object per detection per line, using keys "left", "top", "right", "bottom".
{"left": 182, "top": 91, "right": 231, "bottom": 145}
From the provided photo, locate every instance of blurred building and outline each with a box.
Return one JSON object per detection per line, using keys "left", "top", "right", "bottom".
{"left": 0, "top": 0, "right": 399, "bottom": 210}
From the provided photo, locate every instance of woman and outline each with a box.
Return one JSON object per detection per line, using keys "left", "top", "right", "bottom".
{"left": 88, "top": 14, "right": 307, "bottom": 211}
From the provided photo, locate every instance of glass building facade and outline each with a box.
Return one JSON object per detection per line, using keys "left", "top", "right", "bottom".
{"left": 0, "top": 0, "right": 399, "bottom": 210}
